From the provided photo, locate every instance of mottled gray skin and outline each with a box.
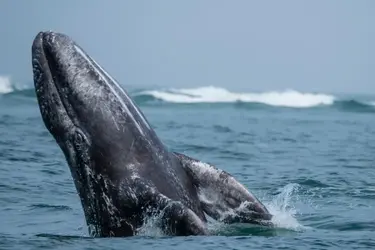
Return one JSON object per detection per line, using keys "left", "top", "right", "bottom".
{"left": 174, "top": 152, "right": 273, "bottom": 226}
{"left": 32, "top": 31, "right": 208, "bottom": 236}
{"left": 31, "top": 31, "right": 273, "bottom": 237}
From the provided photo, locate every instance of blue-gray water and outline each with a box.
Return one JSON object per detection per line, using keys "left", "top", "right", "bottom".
{"left": 0, "top": 84, "right": 374, "bottom": 249}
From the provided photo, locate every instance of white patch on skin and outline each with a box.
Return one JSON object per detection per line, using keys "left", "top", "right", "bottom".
{"left": 73, "top": 45, "right": 145, "bottom": 136}
{"left": 189, "top": 160, "right": 256, "bottom": 200}
{"left": 81, "top": 160, "right": 122, "bottom": 229}
{"left": 180, "top": 157, "right": 268, "bottom": 222}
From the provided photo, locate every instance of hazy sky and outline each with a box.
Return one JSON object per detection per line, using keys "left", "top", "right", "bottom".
{"left": 0, "top": 0, "right": 374, "bottom": 93}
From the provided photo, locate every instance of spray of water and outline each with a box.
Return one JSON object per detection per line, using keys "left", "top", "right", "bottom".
{"left": 133, "top": 183, "right": 309, "bottom": 237}
{"left": 265, "top": 183, "right": 307, "bottom": 231}
{"left": 136, "top": 208, "right": 166, "bottom": 237}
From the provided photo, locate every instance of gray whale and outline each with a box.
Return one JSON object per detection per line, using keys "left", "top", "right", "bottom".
{"left": 31, "top": 31, "right": 273, "bottom": 237}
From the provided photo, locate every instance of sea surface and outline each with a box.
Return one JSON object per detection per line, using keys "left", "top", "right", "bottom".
{"left": 0, "top": 79, "right": 374, "bottom": 249}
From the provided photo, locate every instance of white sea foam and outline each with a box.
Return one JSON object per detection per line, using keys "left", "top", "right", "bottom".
{"left": 0, "top": 76, "right": 29, "bottom": 94}
{"left": 0, "top": 76, "right": 14, "bottom": 94}
{"left": 138, "top": 86, "right": 335, "bottom": 108}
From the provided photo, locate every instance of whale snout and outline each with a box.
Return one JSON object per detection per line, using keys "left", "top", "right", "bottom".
{"left": 32, "top": 31, "right": 73, "bottom": 72}
{"left": 31, "top": 30, "right": 158, "bottom": 158}
{"left": 33, "top": 31, "right": 72, "bottom": 52}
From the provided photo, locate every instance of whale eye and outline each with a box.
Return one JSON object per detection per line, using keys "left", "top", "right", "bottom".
{"left": 75, "top": 131, "right": 84, "bottom": 144}
{"left": 73, "top": 129, "right": 88, "bottom": 149}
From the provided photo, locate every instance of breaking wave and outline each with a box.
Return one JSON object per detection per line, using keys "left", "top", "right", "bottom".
{"left": 0, "top": 76, "right": 29, "bottom": 95}
{"left": 137, "top": 86, "right": 335, "bottom": 108}
{"left": 133, "top": 86, "right": 375, "bottom": 112}
{"left": 0, "top": 76, "right": 14, "bottom": 94}
{"left": 2, "top": 83, "right": 375, "bottom": 113}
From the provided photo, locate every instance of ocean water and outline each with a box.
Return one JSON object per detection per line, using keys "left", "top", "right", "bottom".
{"left": 0, "top": 78, "right": 374, "bottom": 249}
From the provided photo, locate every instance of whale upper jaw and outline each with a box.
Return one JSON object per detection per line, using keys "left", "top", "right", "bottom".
{"left": 31, "top": 29, "right": 162, "bottom": 190}
{"left": 32, "top": 31, "right": 155, "bottom": 141}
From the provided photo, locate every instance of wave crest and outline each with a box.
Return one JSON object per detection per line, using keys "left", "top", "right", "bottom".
{"left": 0, "top": 76, "right": 14, "bottom": 94}
{"left": 2, "top": 83, "right": 375, "bottom": 113}
{"left": 0, "top": 76, "right": 30, "bottom": 94}
{"left": 137, "top": 86, "right": 335, "bottom": 108}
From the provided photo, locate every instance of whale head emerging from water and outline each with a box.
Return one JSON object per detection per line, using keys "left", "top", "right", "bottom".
{"left": 32, "top": 31, "right": 273, "bottom": 237}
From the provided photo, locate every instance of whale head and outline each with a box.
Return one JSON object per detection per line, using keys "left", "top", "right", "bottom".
{"left": 31, "top": 31, "right": 162, "bottom": 236}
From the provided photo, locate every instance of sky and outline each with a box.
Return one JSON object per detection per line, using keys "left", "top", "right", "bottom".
{"left": 0, "top": 0, "right": 374, "bottom": 94}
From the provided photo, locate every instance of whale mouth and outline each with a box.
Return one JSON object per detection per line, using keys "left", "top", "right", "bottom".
{"left": 32, "top": 31, "right": 75, "bottom": 138}
{"left": 32, "top": 31, "right": 62, "bottom": 93}
{"left": 34, "top": 32, "right": 58, "bottom": 78}
{"left": 33, "top": 32, "right": 64, "bottom": 104}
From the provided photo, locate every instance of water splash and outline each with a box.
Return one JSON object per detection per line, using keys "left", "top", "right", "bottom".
{"left": 125, "top": 183, "right": 308, "bottom": 237}
{"left": 265, "top": 183, "right": 307, "bottom": 231}
{"left": 136, "top": 211, "right": 165, "bottom": 237}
